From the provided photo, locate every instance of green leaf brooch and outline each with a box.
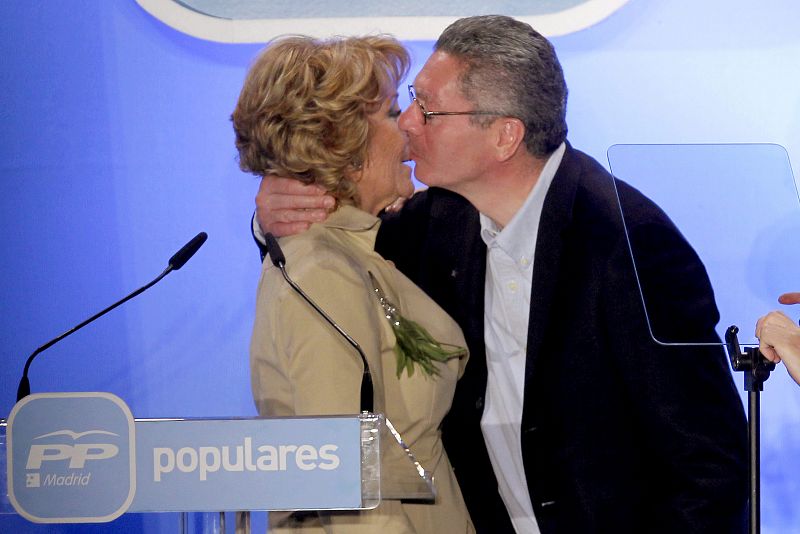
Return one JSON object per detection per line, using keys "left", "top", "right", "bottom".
{"left": 369, "top": 271, "right": 466, "bottom": 378}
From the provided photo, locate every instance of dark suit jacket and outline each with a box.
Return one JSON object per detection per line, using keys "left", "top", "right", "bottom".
{"left": 374, "top": 144, "right": 748, "bottom": 533}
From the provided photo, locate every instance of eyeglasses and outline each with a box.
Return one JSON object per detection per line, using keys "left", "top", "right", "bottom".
{"left": 407, "top": 85, "right": 507, "bottom": 125}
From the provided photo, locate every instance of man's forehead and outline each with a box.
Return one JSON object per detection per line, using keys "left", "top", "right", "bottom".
{"left": 413, "top": 52, "right": 464, "bottom": 103}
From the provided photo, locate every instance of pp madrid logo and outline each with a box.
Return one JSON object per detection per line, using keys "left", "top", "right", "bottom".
{"left": 7, "top": 392, "right": 136, "bottom": 523}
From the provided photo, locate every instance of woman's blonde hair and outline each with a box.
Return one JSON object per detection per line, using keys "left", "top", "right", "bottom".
{"left": 232, "top": 35, "right": 409, "bottom": 207}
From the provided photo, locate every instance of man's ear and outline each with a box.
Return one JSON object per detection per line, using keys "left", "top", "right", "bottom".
{"left": 494, "top": 118, "right": 525, "bottom": 162}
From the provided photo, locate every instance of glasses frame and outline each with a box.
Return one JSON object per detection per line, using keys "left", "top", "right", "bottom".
{"left": 407, "top": 85, "right": 507, "bottom": 125}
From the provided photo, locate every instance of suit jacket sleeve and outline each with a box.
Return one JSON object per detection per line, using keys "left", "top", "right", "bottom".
{"left": 605, "top": 203, "right": 748, "bottom": 532}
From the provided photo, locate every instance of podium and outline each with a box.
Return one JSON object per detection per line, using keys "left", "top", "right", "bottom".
{"left": 2, "top": 392, "right": 435, "bottom": 532}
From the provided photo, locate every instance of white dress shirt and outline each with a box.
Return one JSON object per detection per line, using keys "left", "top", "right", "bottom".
{"left": 479, "top": 143, "right": 565, "bottom": 534}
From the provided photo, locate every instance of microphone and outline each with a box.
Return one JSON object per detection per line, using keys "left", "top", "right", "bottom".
{"left": 16, "top": 232, "right": 208, "bottom": 402}
{"left": 263, "top": 233, "right": 374, "bottom": 413}
{"left": 169, "top": 232, "right": 208, "bottom": 270}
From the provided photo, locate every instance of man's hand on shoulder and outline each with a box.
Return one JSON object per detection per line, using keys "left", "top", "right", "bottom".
{"left": 255, "top": 175, "right": 335, "bottom": 238}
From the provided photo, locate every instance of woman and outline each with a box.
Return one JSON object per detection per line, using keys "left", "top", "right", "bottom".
{"left": 232, "top": 36, "right": 475, "bottom": 533}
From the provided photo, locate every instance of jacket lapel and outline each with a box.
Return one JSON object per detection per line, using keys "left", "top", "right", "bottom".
{"left": 524, "top": 145, "right": 580, "bottom": 389}
{"left": 429, "top": 190, "right": 486, "bottom": 342}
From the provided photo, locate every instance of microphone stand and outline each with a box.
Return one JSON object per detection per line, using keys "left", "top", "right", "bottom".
{"left": 725, "top": 325, "right": 775, "bottom": 534}
{"left": 16, "top": 267, "right": 172, "bottom": 402}
{"left": 263, "top": 233, "right": 373, "bottom": 413}
{"left": 16, "top": 232, "right": 207, "bottom": 402}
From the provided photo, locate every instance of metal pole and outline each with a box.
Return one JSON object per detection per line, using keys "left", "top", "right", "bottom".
{"left": 749, "top": 390, "right": 760, "bottom": 534}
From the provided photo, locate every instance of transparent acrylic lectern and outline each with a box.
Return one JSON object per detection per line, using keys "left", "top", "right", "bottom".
{"left": 607, "top": 143, "right": 799, "bottom": 534}
{"left": 2, "top": 410, "right": 436, "bottom": 534}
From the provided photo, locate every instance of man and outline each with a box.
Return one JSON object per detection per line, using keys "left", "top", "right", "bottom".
{"left": 255, "top": 15, "right": 747, "bottom": 533}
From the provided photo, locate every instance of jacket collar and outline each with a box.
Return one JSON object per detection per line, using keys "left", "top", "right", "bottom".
{"left": 322, "top": 204, "right": 381, "bottom": 231}
{"left": 320, "top": 205, "right": 382, "bottom": 249}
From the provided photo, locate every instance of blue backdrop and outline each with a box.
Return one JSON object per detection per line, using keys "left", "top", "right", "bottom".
{"left": 1, "top": 1, "right": 798, "bottom": 532}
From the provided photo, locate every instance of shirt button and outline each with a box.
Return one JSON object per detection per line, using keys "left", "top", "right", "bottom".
{"left": 520, "top": 256, "right": 530, "bottom": 266}
{"left": 508, "top": 281, "right": 518, "bottom": 292}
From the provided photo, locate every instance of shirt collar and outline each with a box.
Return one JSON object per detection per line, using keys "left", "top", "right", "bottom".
{"left": 479, "top": 142, "right": 566, "bottom": 262}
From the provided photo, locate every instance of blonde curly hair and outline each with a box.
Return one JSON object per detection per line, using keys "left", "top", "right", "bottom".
{"left": 232, "top": 35, "right": 409, "bottom": 207}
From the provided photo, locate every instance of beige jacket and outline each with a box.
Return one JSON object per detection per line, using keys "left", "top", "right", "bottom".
{"left": 250, "top": 205, "right": 475, "bottom": 534}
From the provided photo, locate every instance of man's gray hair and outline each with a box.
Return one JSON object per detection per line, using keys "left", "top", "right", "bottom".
{"left": 435, "top": 15, "right": 568, "bottom": 157}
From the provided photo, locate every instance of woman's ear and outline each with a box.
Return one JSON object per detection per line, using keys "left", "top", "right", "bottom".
{"left": 349, "top": 160, "right": 364, "bottom": 183}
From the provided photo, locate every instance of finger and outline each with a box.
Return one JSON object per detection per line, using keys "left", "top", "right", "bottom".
{"left": 756, "top": 314, "right": 788, "bottom": 344}
{"left": 260, "top": 193, "right": 335, "bottom": 212}
{"left": 260, "top": 175, "right": 327, "bottom": 196}
{"left": 758, "top": 344, "right": 781, "bottom": 363}
{"left": 268, "top": 221, "right": 313, "bottom": 236}
{"left": 256, "top": 176, "right": 333, "bottom": 212}
{"left": 755, "top": 316, "right": 766, "bottom": 338}
{"left": 255, "top": 206, "right": 329, "bottom": 236}
{"left": 768, "top": 310, "right": 795, "bottom": 327}
{"left": 778, "top": 292, "right": 800, "bottom": 305}
{"left": 271, "top": 208, "right": 330, "bottom": 224}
